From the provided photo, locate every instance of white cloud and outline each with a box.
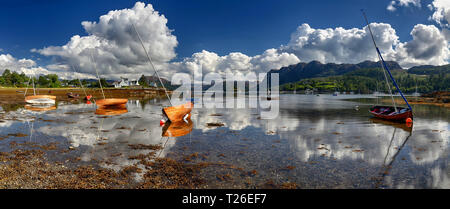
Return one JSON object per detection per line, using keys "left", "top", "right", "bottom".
{"left": 388, "top": 24, "right": 450, "bottom": 66}
{"left": 0, "top": 53, "right": 95, "bottom": 80}
{"left": 275, "top": 23, "right": 449, "bottom": 68}
{"left": 35, "top": 2, "right": 178, "bottom": 80}
{"left": 429, "top": 0, "right": 450, "bottom": 28}
{"left": 387, "top": 0, "right": 422, "bottom": 12}
{"left": 29, "top": 1, "right": 448, "bottom": 80}
{"left": 169, "top": 49, "right": 299, "bottom": 80}
{"left": 0, "top": 53, "right": 42, "bottom": 76}
{"left": 279, "top": 23, "right": 400, "bottom": 65}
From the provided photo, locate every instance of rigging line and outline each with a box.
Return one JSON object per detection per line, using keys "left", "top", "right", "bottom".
{"left": 24, "top": 75, "right": 32, "bottom": 97}
{"left": 70, "top": 64, "right": 89, "bottom": 98}
{"left": 32, "top": 72, "right": 36, "bottom": 96}
{"left": 362, "top": 10, "right": 412, "bottom": 111}
{"left": 377, "top": 52, "right": 397, "bottom": 112}
{"left": 132, "top": 23, "right": 173, "bottom": 106}
{"left": 362, "top": 9, "right": 397, "bottom": 111}
{"left": 90, "top": 51, "right": 106, "bottom": 99}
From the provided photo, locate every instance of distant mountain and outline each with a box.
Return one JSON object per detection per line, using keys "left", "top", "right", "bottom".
{"left": 407, "top": 64, "right": 450, "bottom": 75}
{"left": 140, "top": 75, "right": 179, "bottom": 90}
{"left": 268, "top": 60, "right": 403, "bottom": 85}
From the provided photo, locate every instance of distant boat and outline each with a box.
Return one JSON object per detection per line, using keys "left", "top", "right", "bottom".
{"left": 67, "top": 92, "right": 79, "bottom": 98}
{"left": 305, "top": 89, "right": 313, "bottom": 95}
{"left": 362, "top": 11, "right": 413, "bottom": 122}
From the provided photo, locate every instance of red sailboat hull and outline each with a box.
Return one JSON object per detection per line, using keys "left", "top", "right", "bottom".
{"left": 369, "top": 105, "right": 413, "bottom": 122}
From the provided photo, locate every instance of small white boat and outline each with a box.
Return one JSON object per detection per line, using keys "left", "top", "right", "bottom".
{"left": 25, "top": 95, "right": 56, "bottom": 104}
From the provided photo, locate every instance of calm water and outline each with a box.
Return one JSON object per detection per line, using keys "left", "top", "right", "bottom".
{"left": 0, "top": 94, "right": 448, "bottom": 188}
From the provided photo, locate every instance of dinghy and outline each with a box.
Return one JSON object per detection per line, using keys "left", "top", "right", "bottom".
{"left": 96, "top": 98, "right": 128, "bottom": 107}
{"left": 163, "top": 102, "right": 193, "bottom": 122}
{"left": 362, "top": 11, "right": 413, "bottom": 122}
{"left": 25, "top": 95, "right": 56, "bottom": 104}
{"left": 369, "top": 106, "right": 413, "bottom": 122}
{"left": 67, "top": 92, "right": 79, "bottom": 98}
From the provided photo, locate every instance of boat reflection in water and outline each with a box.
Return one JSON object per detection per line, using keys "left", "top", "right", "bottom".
{"left": 369, "top": 118, "right": 413, "bottom": 188}
{"left": 24, "top": 104, "right": 57, "bottom": 112}
{"left": 369, "top": 117, "right": 413, "bottom": 132}
{"left": 95, "top": 104, "right": 128, "bottom": 116}
{"left": 162, "top": 119, "right": 194, "bottom": 137}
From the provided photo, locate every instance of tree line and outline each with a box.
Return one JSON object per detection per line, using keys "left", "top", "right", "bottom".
{"left": 280, "top": 68, "right": 450, "bottom": 94}
{"left": 0, "top": 69, "right": 109, "bottom": 88}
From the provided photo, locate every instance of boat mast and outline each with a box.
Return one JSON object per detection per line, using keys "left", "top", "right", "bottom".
{"left": 90, "top": 51, "right": 106, "bottom": 100}
{"left": 132, "top": 23, "right": 173, "bottom": 106}
{"left": 70, "top": 64, "right": 89, "bottom": 98}
{"left": 362, "top": 10, "right": 412, "bottom": 111}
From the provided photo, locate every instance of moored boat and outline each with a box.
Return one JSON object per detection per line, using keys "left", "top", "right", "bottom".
{"left": 95, "top": 98, "right": 128, "bottom": 107}
{"left": 67, "top": 92, "right": 79, "bottom": 98}
{"left": 25, "top": 95, "right": 56, "bottom": 104}
{"left": 362, "top": 10, "right": 413, "bottom": 123}
{"left": 369, "top": 105, "right": 413, "bottom": 122}
{"left": 163, "top": 102, "right": 193, "bottom": 122}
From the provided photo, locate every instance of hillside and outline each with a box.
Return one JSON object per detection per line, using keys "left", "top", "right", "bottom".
{"left": 268, "top": 60, "right": 403, "bottom": 85}
{"left": 274, "top": 61, "right": 450, "bottom": 94}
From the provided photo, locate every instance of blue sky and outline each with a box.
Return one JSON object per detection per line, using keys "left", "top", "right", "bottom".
{"left": 0, "top": 0, "right": 437, "bottom": 61}
{"left": 0, "top": 0, "right": 448, "bottom": 79}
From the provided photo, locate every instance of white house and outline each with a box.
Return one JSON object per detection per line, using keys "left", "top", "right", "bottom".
{"left": 113, "top": 77, "right": 140, "bottom": 88}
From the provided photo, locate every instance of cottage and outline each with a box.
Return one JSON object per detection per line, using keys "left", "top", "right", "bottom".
{"left": 113, "top": 77, "right": 140, "bottom": 88}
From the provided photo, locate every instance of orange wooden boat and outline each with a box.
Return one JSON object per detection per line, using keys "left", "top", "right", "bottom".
{"left": 95, "top": 105, "right": 128, "bottom": 116}
{"left": 162, "top": 119, "right": 194, "bottom": 137}
{"left": 25, "top": 95, "right": 56, "bottom": 104}
{"left": 95, "top": 98, "right": 128, "bottom": 107}
{"left": 163, "top": 102, "right": 193, "bottom": 122}
{"left": 24, "top": 104, "right": 57, "bottom": 112}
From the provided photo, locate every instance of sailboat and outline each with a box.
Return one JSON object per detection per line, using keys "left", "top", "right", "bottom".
{"left": 24, "top": 75, "right": 56, "bottom": 105}
{"left": 89, "top": 53, "right": 128, "bottom": 108}
{"left": 132, "top": 24, "right": 193, "bottom": 123}
{"left": 362, "top": 11, "right": 413, "bottom": 122}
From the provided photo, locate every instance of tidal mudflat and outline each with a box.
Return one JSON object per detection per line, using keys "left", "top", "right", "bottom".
{"left": 0, "top": 93, "right": 448, "bottom": 188}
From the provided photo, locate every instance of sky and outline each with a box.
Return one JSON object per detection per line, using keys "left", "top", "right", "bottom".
{"left": 0, "top": 0, "right": 449, "bottom": 80}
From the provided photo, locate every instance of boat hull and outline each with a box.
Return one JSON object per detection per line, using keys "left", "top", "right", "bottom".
{"left": 163, "top": 102, "right": 193, "bottom": 122}
{"left": 95, "top": 98, "right": 128, "bottom": 107}
{"left": 369, "top": 105, "right": 413, "bottom": 122}
{"left": 25, "top": 95, "right": 56, "bottom": 104}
